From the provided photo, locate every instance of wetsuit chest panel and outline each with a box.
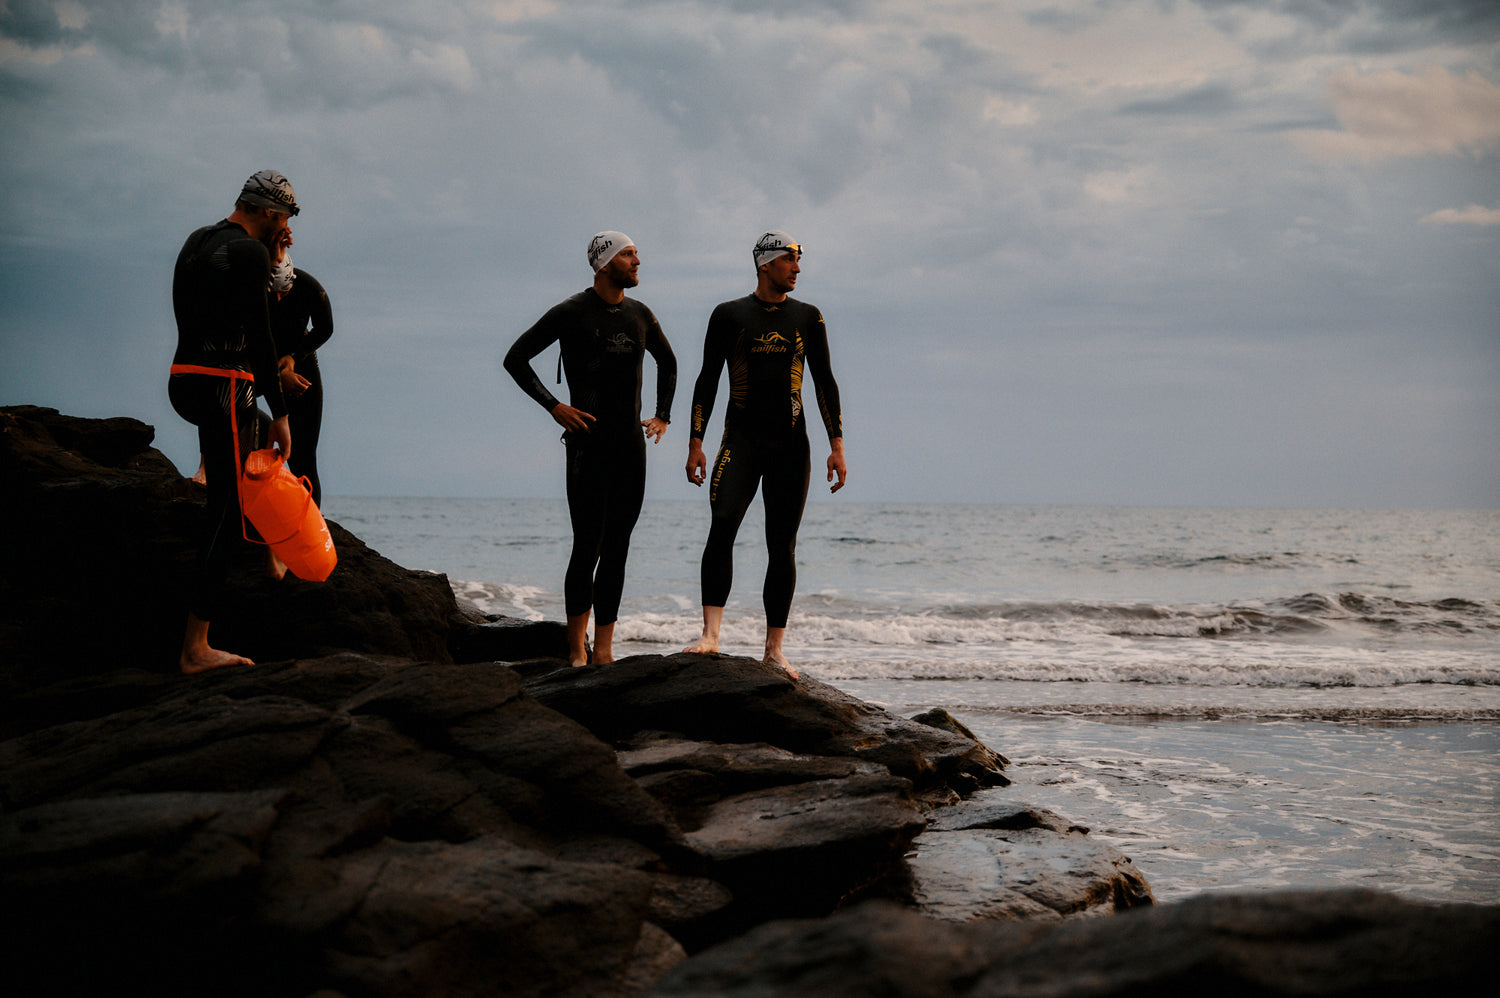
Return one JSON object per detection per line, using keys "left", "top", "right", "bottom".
{"left": 560, "top": 301, "right": 650, "bottom": 429}
{"left": 720, "top": 297, "right": 823, "bottom": 436}
{"left": 506, "top": 289, "right": 676, "bottom": 433}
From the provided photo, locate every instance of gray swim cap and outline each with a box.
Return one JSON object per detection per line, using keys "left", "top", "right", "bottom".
{"left": 754, "top": 230, "right": 800, "bottom": 268}
{"left": 240, "top": 169, "right": 300, "bottom": 216}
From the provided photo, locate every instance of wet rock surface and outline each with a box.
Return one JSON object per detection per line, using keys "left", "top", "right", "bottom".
{"left": 908, "top": 799, "right": 1153, "bottom": 921}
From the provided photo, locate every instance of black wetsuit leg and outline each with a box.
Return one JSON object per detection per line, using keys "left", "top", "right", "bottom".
{"left": 759, "top": 434, "right": 811, "bottom": 628}
{"left": 168, "top": 373, "right": 270, "bottom": 622}
{"left": 700, "top": 433, "right": 760, "bottom": 610}
{"left": 701, "top": 432, "right": 811, "bottom": 624}
{"left": 286, "top": 351, "right": 323, "bottom": 506}
{"left": 563, "top": 431, "right": 646, "bottom": 624}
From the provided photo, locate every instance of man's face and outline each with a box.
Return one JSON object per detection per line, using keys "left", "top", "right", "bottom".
{"left": 761, "top": 249, "right": 800, "bottom": 294}
{"left": 603, "top": 246, "right": 640, "bottom": 289}
{"left": 250, "top": 207, "right": 292, "bottom": 246}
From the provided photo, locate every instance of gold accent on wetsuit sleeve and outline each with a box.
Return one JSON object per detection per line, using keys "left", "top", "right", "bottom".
{"left": 728, "top": 350, "right": 750, "bottom": 408}
{"left": 789, "top": 330, "right": 806, "bottom": 431}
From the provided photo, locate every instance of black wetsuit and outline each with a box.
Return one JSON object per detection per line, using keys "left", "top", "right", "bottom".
{"left": 505, "top": 289, "right": 676, "bottom": 625}
{"left": 269, "top": 269, "right": 333, "bottom": 505}
{"left": 689, "top": 294, "right": 843, "bottom": 628}
{"left": 168, "top": 219, "right": 286, "bottom": 622}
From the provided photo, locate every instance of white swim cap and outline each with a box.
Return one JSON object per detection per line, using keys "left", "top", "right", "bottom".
{"left": 588, "top": 231, "right": 634, "bottom": 271}
{"left": 754, "top": 230, "right": 801, "bottom": 269}
{"left": 240, "top": 169, "right": 300, "bottom": 216}
{"left": 271, "top": 254, "right": 295, "bottom": 295}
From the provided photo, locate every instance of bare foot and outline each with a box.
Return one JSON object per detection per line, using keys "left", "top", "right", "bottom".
{"left": 593, "top": 623, "right": 616, "bottom": 665}
{"left": 683, "top": 607, "right": 724, "bottom": 654}
{"left": 180, "top": 614, "right": 253, "bottom": 674}
{"left": 567, "top": 612, "right": 590, "bottom": 667}
{"left": 181, "top": 646, "right": 254, "bottom": 674}
{"left": 763, "top": 648, "right": 799, "bottom": 680}
{"left": 764, "top": 625, "right": 797, "bottom": 679}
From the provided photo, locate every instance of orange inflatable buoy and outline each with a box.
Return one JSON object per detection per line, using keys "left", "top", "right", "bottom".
{"left": 239, "top": 448, "right": 338, "bottom": 581}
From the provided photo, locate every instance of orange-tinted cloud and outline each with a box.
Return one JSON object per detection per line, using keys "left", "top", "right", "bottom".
{"left": 1294, "top": 65, "right": 1500, "bottom": 161}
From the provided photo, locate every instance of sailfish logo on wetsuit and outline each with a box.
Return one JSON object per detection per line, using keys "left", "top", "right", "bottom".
{"left": 752, "top": 331, "right": 790, "bottom": 354}
{"left": 602, "top": 330, "right": 636, "bottom": 353}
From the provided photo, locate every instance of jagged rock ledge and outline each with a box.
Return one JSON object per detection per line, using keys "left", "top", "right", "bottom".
{"left": 2, "top": 406, "right": 1491, "bottom": 997}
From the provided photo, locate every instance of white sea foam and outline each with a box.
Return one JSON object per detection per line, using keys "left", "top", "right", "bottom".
{"left": 453, "top": 579, "right": 549, "bottom": 621}
{"left": 611, "top": 604, "right": 1500, "bottom": 689}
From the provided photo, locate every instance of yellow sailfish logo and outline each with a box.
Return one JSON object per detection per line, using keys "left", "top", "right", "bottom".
{"left": 752, "top": 331, "right": 790, "bottom": 354}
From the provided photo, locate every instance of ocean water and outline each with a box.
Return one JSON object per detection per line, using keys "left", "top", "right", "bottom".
{"left": 325, "top": 497, "right": 1500, "bottom": 904}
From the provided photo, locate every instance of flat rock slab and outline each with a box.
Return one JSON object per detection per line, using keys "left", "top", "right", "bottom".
{"left": 619, "top": 738, "right": 891, "bottom": 823}
{"left": 525, "top": 653, "right": 1008, "bottom": 794}
{"left": 907, "top": 826, "right": 1154, "bottom": 922}
{"left": 689, "top": 773, "right": 924, "bottom": 864}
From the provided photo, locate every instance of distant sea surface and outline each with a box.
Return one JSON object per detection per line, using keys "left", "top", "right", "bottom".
{"left": 325, "top": 498, "right": 1500, "bottom": 904}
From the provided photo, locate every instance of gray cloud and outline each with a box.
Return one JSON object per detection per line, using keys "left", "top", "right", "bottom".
{"left": 1118, "top": 82, "right": 1240, "bottom": 115}
{"left": 1199, "top": 0, "right": 1500, "bottom": 36}
{"left": 2, "top": 0, "right": 1496, "bottom": 507}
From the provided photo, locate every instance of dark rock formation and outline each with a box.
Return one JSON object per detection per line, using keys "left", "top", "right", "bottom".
{"left": 649, "top": 891, "right": 1499, "bottom": 997}
{"left": 1, "top": 656, "right": 682, "bottom": 997}
{"left": 0, "top": 407, "right": 1021, "bottom": 995}
{"left": 525, "top": 654, "right": 1010, "bottom": 796}
{"left": 1, "top": 652, "right": 1011, "bottom": 996}
{"left": 0, "top": 404, "right": 560, "bottom": 698}
{"left": 6, "top": 407, "right": 1484, "bottom": 998}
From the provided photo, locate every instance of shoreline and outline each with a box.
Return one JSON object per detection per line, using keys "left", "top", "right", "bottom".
{"left": 830, "top": 676, "right": 1500, "bottom": 717}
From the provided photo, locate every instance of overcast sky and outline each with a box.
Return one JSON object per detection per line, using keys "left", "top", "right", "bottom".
{"left": 3, "top": 0, "right": 1497, "bottom": 508}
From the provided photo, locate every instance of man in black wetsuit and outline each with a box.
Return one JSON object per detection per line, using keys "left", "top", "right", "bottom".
{"left": 505, "top": 231, "right": 677, "bottom": 667}
{"left": 683, "top": 231, "right": 846, "bottom": 678}
{"left": 268, "top": 229, "right": 334, "bottom": 505}
{"left": 168, "top": 169, "right": 299, "bottom": 674}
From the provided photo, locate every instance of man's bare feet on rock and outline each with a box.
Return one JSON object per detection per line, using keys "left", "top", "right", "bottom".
{"left": 764, "top": 626, "right": 798, "bottom": 679}
{"left": 683, "top": 606, "right": 724, "bottom": 654}
{"left": 181, "top": 646, "right": 255, "bottom": 674}
{"left": 180, "top": 613, "right": 254, "bottom": 674}
{"left": 763, "top": 648, "right": 799, "bottom": 680}
{"left": 567, "top": 612, "right": 592, "bottom": 667}
{"left": 593, "top": 622, "right": 616, "bottom": 665}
